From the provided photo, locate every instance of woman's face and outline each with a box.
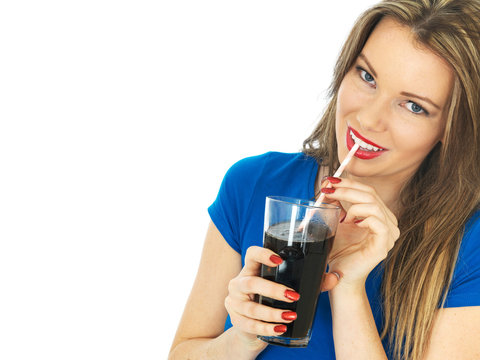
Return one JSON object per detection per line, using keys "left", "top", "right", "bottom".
{"left": 336, "top": 18, "right": 454, "bottom": 183}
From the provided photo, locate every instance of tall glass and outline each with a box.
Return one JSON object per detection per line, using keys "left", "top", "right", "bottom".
{"left": 256, "top": 196, "right": 341, "bottom": 347}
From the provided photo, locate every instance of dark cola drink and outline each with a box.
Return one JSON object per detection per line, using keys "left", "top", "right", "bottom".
{"left": 257, "top": 220, "right": 334, "bottom": 345}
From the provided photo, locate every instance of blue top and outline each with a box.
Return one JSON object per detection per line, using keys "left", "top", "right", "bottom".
{"left": 208, "top": 152, "right": 480, "bottom": 359}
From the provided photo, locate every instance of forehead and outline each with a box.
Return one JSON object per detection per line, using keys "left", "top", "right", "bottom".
{"left": 361, "top": 18, "right": 454, "bottom": 107}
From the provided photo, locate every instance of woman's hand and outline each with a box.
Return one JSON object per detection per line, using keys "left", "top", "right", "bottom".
{"left": 223, "top": 246, "right": 301, "bottom": 349}
{"left": 320, "top": 177, "right": 400, "bottom": 288}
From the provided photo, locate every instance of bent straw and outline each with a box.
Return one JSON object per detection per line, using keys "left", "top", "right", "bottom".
{"left": 298, "top": 143, "right": 360, "bottom": 231}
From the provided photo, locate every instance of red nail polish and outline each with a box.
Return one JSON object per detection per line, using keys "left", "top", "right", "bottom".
{"left": 270, "top": 254, "right": 283, "bottom": 265}
{"left": 354, "top": 219, "right": 364, "bottom": 224}
{"left": 274, "top": 325, "right": 287, "bottom": 333}
{"left": 281, "top": 311, "right": 297, "bottom": 321}
{"left": 340, "top": 214, "right": 346, "bottom": 223}
{"left": 284, "top": 289, "right": 300, "bottom": 301}
{"left": 321, "top": 187, "right": 335, "bottom": 194}
{"left": 327, "top": 176, "right": 342, "bottom": 184}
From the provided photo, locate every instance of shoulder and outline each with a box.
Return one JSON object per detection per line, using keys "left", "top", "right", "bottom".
{"left": 223, "top": 151, "right": 317, "bottom": 185}
{"left": 444, "top": 209, "right": 480, "bottom": 307}
{"left": 457, "top": 209, "right": 480, "bottom": 259}
{"left": 208, "top": 151, "right": 318, "bottom": 254}
{"left": 212, "top": 151, "right": 317, "bottom": 210}
{"left": 227, "top": 151, "right": 316, "bottom": 172}
{"left": 464, "top": 209, "right": 480, "bottom": 237}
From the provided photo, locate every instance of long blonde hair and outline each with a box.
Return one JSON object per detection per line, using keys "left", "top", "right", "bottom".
{"left": 303, "top": 1, "right": 480, "bottom": 359}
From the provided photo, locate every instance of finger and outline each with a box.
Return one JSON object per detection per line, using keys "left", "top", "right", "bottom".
{"left": 320, "top": 272, "right": 340, "bottom": 292}
{"left": 325, "top": 177, "right": 377, "bottom": 194}
{"left": 318, "top": 179, "right": 347, "bottom": 215}
{"left": 225, "top": 296, "right": 297, "bottom": 324}
{"left": 324, "top": 179, "right": 397, "bottom": 225}
{"left": 342, "top": 203, "right": 386, "bottom": 224}
{"left": 230, "top": 275, "right": 300, "bottom": 303}
{"left": 355, "top": 216, "right": 397, "bottom": 256}
{"left": 322, "top": 186, "right": 377, "bottom": 205}
{"left": 322, "top": 186, "right": 397, "bottom": 226}
{"left": 320, "top": 177, "right": 330, "bottom": 188}
{"left": 355, "top": 214, "right": 401, "bottom": 244}
{"left": 228, "top": 309, "right": 288, "bottom": 337}
{"left": 241, "top": 246, "right": 283, "bottom": 276}
{"left": 347, "top": 204, "right": 398, "bottom": 230}
{"left": 338, "top": 206, "right": 347, "bottom": 224}
{"left": 315, "top": 177, "right": 342, "bottom": 207}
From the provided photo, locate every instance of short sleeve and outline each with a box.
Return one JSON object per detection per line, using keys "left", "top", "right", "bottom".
{"left": 208, "top": 154, "right": 268, "bottom": 253}
{"left": 444, "top": 211, "right": 480, "bottom": 307}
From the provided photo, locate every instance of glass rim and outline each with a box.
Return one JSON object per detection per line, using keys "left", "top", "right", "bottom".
{"left": 266, "top": 195, "right": 341, "bottom": 210}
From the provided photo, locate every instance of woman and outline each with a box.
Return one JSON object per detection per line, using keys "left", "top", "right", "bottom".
{"left": 169, "top": 0, "right": 480, "bottom": 359}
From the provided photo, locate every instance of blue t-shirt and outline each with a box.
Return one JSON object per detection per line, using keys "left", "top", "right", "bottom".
{"left": 208, "top": 152, "right": 480, "bottom": 359}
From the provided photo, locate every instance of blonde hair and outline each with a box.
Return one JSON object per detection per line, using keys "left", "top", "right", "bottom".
{"left": 303, "top": 1, "right": 480, "bottom": 359}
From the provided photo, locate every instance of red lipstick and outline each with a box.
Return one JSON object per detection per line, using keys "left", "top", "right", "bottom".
{"left": 346, "top": 126, "right": 388, "bottom": 160}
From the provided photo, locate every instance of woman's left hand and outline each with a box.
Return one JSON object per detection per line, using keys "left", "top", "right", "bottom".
{"left": 320, "top": 177, "right": 400, "bottom": 289}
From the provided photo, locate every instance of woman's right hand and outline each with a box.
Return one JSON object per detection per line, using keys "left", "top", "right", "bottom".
{"left": 224, "top": 245, "right": 301, "bottom": 349}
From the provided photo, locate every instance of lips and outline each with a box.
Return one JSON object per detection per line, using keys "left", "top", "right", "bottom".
{"left": 346, "top": 126, "right": 388, "bottom": 160}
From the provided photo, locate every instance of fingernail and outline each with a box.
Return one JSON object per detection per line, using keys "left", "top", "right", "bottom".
{"left": 274, "top": 325, "right": 287, "bottom": 333}
{"left": 270, "top": 254, "right": 283, "bottom": 265}
{"left": 327, "top": 176, "right": 342, "bottom": 184}
{"left": 281, "top": 311, "right": 297, "bottom": 321}
{"left": 354, "top": 219, "right": 364, "bottom": 224}
{"left": 321, "top": 187, "right": 335, "bottom": 194}
{"left": 331, "top": 271, "right": 341, "bottom": 280}
{"left": 340, "top": 214, "right": 346, "bottom": 223}
{"left": 284, "top": 289, "right": 300, "bottom": 301}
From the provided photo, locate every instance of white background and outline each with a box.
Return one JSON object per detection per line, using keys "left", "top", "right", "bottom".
{"left": 0, "top": 1, "right": 377, "bottom": 359}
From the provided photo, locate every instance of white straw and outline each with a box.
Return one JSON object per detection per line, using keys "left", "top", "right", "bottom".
{"left": 288, "top": 205, "right": 298, "bottom": 246}
{"left": 298, "top": 143, "right": 360, "bottom": 231}
{"left": 314, "top": 143, "right": 360, "bottom": 206}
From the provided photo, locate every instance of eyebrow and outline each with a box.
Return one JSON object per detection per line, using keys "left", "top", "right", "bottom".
{"left": 358, "top": 53, "right": 377, "bottom": 78}
{"left": 358, "top": 53, "right": 442, "bottom": 111}
{"left": 399, "top": 91, "right": 441, "bottom": 110}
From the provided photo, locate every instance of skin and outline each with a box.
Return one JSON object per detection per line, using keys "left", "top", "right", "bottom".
{"left": 335, "top": 19, "right": 452, "bottom": 212}
{"left": 327, "top": 17, "right": 452, "bottom": 285}
{"left": 169, "top": 18, "right": 480, "bottom": 360}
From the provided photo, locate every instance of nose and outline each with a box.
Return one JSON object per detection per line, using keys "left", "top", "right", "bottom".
{"left": 356, "top": 95, "right": 388, "bottom": 132}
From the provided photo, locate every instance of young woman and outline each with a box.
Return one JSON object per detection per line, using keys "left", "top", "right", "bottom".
{"left": 169, "top": 1, "right": 480, "bottom": 359}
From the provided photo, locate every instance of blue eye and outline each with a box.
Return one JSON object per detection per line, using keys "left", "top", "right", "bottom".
{"left": 406, "top": 101, "right": 428, "bottom": 115}
{"left": 356, "top": 67, "right": 376, "bottom": 86}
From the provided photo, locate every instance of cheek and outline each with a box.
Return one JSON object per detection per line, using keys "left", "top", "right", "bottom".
{"left": 336, "top": 77, "right": 369, "bottom": 120}
{"left": 336, "top": 82, "right": 354, "bottom": 134}
{"left": 336, "top": 81, "right": 354, "bottom": 117}
{"left": 392, "top": 123, "right": 442, "bottom": 156}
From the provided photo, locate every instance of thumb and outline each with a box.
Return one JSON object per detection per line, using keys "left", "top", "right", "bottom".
{"left": 320, "top": 271, "right": 341, "bottom": 292}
